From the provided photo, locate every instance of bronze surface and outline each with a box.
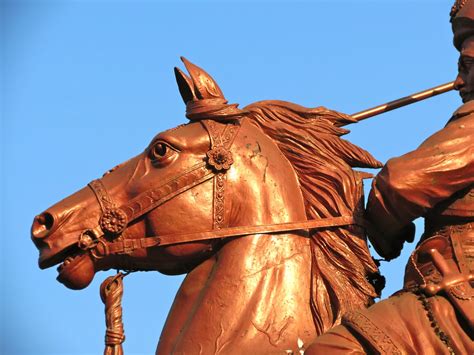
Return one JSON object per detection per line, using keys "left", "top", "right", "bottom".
{"left": 32, "top": 58, "right": 382, "bottom": 353}
{"left": 30, "top": 3, "right": 474, "bottom": 352}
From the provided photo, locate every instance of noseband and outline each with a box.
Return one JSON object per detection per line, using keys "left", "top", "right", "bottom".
{"left": 80, "top": 118, "right": 366, "bottom": 263}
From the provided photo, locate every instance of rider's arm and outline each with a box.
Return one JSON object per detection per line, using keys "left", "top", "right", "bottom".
{"left": 366, "top": 114, "right": 474, "bottom": 259}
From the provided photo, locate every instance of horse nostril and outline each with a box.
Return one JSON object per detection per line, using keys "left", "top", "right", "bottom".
{"left": 32, "top": 212, "right": 55, "bottom": 239}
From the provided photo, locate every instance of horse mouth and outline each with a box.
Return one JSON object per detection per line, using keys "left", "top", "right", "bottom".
{"left": 56, "top": 249, "right": 86, "bottom": 274}
{"left": 39, "top": 243, "right": 82, "bottom": 270}
{"left": 39, "top": 243, "right": 96, "bottom": 290}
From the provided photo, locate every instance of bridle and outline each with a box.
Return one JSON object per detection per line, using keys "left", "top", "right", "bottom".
{"left": 79, "top": 118, "right": 367, "bottom": 264}
{"left": 62, "top": 58, "right": 374, "bottom": 354}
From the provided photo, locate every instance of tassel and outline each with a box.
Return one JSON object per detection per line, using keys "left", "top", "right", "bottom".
{"left": 100, "top": 272, "right": 126, "bottom": 355}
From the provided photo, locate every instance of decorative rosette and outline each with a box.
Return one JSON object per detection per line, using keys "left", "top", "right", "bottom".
{"left": 206, "top": 146, "right": 234, "bottom": 171}
{"left": 100, "top": 208, "right": 128, "bottom": 235}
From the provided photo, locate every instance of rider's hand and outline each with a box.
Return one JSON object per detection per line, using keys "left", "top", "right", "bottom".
{"left": 368, "top": 222, "right": 415, "bottom": 261}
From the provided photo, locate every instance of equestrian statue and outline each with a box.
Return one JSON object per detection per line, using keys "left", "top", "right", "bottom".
{"left": 31, "top": 2, "right": 472, "bottom": 354}
{"left": 31, "top": 57, "right": 384, "bottom": 353}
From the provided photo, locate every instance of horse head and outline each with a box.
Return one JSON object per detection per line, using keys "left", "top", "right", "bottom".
{"left": 32, "top": 58, "right": 383, "bottom": 353}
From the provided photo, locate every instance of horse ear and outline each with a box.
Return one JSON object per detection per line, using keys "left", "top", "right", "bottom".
{"left": 180, "top": 56, "right": 225, "bottom": 100}
{"left": 174, "top": 67, "right": 196, "bottom": 104}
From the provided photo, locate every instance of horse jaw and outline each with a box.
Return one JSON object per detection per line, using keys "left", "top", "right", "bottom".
{"left": 56, "top": 252, "right": 95, "bottom": 290}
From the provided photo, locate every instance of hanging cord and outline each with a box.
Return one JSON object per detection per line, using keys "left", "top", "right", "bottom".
{"left": 100, "top": 271, "right": 130, "bottom": 355}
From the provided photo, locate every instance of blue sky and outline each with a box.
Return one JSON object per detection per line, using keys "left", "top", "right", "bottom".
{"left": 1, "top": 1, "right": 460, "bottom": 354}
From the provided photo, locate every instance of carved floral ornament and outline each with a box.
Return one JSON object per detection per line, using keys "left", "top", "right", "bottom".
{"left": 100, "top": 208, "right": 128, "bottom": 235}
{"left": 206, "top": 146, "right": 234, "bottom": 171}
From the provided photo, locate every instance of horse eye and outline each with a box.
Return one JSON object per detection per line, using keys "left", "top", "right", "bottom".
{"left": 149, "top": 142, "right": 176, "bottom": 164}
{"left": 153, "top": 143, "right": 167, "bottom": 157}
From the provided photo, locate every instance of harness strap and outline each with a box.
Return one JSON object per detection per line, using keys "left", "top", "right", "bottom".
{"left": 201, "top": 120, "right": 241, "bottom": 230}
{"left": 96, "top": 215, "right": 365, "bottom": 256}
{"left": 120, "top": 162, "right": 214, "bottom": 223}
{"left": 86, "top": 118, "right": 366, "bottom": 260}
{"left": 88, "top": 162, "right": 215, "bottom": 238}
{"left": 89, "top": 179, "right": 116, "bottom": 211}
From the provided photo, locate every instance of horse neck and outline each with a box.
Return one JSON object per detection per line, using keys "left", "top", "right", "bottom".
{"left": 164, "top": 231, "right": 316, "bottom": 354}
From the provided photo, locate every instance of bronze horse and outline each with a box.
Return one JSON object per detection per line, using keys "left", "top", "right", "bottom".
{"left": 32, "top": 58, "right": 382, "bottom": 354}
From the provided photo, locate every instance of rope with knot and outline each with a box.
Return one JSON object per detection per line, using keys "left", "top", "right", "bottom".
{"left": 100, "top": 272, "right": 128, "bottom": 355}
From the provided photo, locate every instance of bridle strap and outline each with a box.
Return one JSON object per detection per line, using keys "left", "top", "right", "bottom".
{"left": 201, "top": 120, "right": 240, "bottom": 230}
{"left": 89, "top": 179, "right": 116, "bottom": 212}
{"left": 119, "top": 162, "right": 214, "bottom": 223}
{"left": 87, "top": 162, "right": 215, "bottom": 239}
{"left": 86, "top": 118, "right": 366, "bottom": 260}
{"left": 84, "top": 120, "right": 241, "bottom": 253}
{"left": 96, "top": 215, "right": 365, "bottom": 256}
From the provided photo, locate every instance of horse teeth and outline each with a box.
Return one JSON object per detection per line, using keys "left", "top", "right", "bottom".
{"left": 60, "top": 254, "right": 80, "bottom": 269}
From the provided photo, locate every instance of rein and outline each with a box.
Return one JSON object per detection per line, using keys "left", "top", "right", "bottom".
{"left": 96, "top": 215, "right": 364, "bottom": 257}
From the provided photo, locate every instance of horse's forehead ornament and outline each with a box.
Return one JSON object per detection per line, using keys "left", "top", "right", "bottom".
{"left": 174, "top": 56, "right": 247, "bottom": 122}
{"left": 174, "top": 57, "right": 246, "bottom": 229}
{"left": 175, "top": 57, "right": 246, "bottom": 171}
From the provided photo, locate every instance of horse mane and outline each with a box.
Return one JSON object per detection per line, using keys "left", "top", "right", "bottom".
{"left": 244, "top": 100, "right": 383, "bottom": 334}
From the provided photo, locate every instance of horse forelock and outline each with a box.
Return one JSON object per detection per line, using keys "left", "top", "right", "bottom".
{"left": 243, "top": 100, "right": 383, "bottom": 334}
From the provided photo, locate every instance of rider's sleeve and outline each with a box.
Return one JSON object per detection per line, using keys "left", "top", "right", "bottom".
{"left": 365, "top": 113, "right": 474, "bottom": 258}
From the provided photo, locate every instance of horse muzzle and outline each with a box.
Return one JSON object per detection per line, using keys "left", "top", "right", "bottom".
{"left": 31, "top": 185, "right": 101, "bottom": 269}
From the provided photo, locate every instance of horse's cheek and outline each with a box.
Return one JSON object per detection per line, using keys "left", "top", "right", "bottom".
{"left": 145, "top": 181, "right": 214, "bottom": 237}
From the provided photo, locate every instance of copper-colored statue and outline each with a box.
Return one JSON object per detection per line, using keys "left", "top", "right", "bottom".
{"left": 306, "top": 2, "right": 474, "bottom": 354}
{"left": 31, "top": 57, "right": 384, "bottom": 353}
{"left": 31, "top": 3, "right": 473, "bottom": 353}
